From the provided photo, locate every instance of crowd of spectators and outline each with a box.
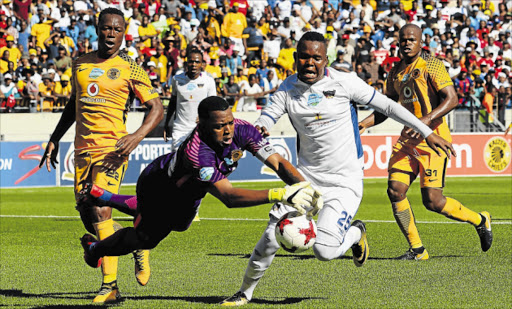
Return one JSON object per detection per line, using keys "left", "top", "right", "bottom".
{"left": 0, "top": 0, "right": 511, "bottom": 125}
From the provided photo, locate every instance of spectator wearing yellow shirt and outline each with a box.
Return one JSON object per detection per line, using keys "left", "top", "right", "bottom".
{"left": 256, "top": 17, "right": 270, "bottom": 37}
{"left": 53, "top": 74, "right": 72, "bottom": 110}
{"left": 0, "top": 50, "right": 9, "bottom": 74}
{"left": 276, "top": 38, "right": 296, "bottom": 73}
{"left": 205, "top": 6, "right": 222, "bottom": 44}
{"left": 234, "top": 66, "right": 248, "bottom": 84}
{"left": 221, "top": 2, "right": 247, "bottom": 55}
{"left": 0, "top": 36, "right": 21, "bottom": 71}
{"left": 150, "top": 46, "right": 168, "bottom": 84}
{"left": 30, "top": 6, "right": 54, "bottom": 51}
{"left": 38, "top": 73, "right": 56, "bottom": 112}
{"left": 139, "top": 14, "right": 158, "bottom": 48}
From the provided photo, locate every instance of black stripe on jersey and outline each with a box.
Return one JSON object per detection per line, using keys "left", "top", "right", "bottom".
{"left": 442, "top": 156, "right": 448, "bottom": 188}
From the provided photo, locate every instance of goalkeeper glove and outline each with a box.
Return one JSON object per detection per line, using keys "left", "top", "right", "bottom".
{"left": 306, "top": 189, "right": 324, "bottom": 219}
{"left": 268, "top": 181, "right": 314, "bottom": 215}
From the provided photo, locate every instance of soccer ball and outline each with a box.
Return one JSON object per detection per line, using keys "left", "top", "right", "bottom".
{"left": 275, "top": 212, "right": 317, "bottom": 253}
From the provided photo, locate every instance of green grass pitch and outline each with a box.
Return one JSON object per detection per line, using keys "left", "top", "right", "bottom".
{"left": 1, "top": 177, "right": 511, "bottom": 308}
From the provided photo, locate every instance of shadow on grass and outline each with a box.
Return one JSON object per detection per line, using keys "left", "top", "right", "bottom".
{"left": 209, "top": 253, "right": 466, "bottom": 261}
{"left": 0, "top": 289, "right": 322, "bottom": 307}
{"left": 209, "top": 253, "right": 319, "bottom": 260}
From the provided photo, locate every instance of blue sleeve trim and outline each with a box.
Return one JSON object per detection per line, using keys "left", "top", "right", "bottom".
{"left": 367, "top": 89, "right": 376, "bottom": 105}
{"left": 261, "top": 112, "right": 277, "bottom": 124}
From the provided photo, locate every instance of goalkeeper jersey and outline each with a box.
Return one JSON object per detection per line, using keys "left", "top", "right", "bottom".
{"left": 163, "top": 118, "right": 274, "bottom": 204}
{"left": 386, "top": 51, "right": 453, "bottom": 147}
{"left": 72, "top": 52, "right": 159, "bottom": 153}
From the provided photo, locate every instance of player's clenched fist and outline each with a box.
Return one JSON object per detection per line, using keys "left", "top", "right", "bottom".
{"left": 268, "top": 181, "right": 315, "bottom": 215}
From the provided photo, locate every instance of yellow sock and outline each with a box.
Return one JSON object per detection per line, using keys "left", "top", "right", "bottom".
{"left": 94, "top": 219, "right": 118, "bottom": 284}
{"left": 392, "top": 198, "right": 423, "bottom": 249}
{"left": 440, "top": 197, "right": 482, "bottom": 226}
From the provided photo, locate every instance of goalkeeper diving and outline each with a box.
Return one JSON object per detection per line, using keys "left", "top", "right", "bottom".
{"left": 78, "top": 96, "right": 323, "bottom": 272}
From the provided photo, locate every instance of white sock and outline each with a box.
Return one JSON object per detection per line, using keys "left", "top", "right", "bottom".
{"left": 240, "top": 218, "right": 280, "bottom": 300}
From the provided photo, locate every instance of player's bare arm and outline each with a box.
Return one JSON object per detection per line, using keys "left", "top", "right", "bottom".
{"left": 263, "top": 153, "right": 305, "bottom": 185}
{"left": 116, "top": 97, "right": 163, "bottom": 156}
{"left": 39, "top": 95, "right": 76, "bottom": 172}
{"left": 163, "top": 95, "right": 177, "bottom": 142}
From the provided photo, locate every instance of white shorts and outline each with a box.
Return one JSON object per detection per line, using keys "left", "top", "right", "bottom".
{"left": 171, "top": 129, "right": 193, "bottom": 152}
{"left": 269, "top": 183, "right": 362, "bottom": 247}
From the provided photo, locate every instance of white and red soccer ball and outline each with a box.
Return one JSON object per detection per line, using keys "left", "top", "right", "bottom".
{"left": 275, "top": 212, "right": 317, "bottom": 253}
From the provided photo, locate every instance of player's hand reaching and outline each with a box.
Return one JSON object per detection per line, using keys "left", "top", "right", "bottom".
{"left": 38, "top": 141, "right": 59, "bottom": 172}
{"left": 255, "top": 125, "right": 270, "bottom": 138}
{"left": 115, "top": 133, "right": 144, "bottom": 156}
{"left": 425, "top": 133, "right": 457, "bottom": 159}
{"left": 269, "top": 182, "right": 315, "bottom": 215}
{"left": 306, "top": 189, "right": 323, "bottom": 219}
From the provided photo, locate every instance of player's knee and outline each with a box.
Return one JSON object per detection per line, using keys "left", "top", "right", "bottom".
{"left": 387, "top": 186, "right": 404, "bottom": 202}
{"left": 313, "top": 243, "right": 338, "bottom": 261}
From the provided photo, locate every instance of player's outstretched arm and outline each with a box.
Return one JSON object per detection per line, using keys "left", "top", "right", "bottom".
{"left": 115, "top": 97, "right": 163, "bottom": 156}
{"left": 207, "top": 179, "right": 315, "bottom": 212}
{"left": 39, "top": 95, "right": 76, "bottom": 172}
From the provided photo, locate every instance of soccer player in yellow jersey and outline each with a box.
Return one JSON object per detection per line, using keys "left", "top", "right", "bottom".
{"left": 39, "top": 8, "right": 164, "bottom": 303}
{"left": 359, "top": 24, "right": 492, "bottom": 260}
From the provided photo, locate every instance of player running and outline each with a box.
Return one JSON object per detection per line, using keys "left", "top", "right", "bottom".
{"left": 39, "top": 8, "right": 163, "bottom": 303}
{"left": 78, "top": 97, "right": 323, "bottom": 283}
{"left": 359, "top": 24, "right": 493, "bottom": 260}
{"left": 221, "top": 31, "right": 456, "bottom": 306}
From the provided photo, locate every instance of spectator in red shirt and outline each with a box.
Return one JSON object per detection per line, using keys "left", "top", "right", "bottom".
{"left": 477, "top": 48, "right": 495, "bottom": 68}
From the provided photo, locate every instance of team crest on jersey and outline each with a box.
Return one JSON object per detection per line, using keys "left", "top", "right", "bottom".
{"left": 89, "top": 68, "right": 105, "bottom": 79}
{"left": 187, "top": 84, "right": 197, "bottom": 91}
{"left": 401, "top": 73, "right": 410, "bottom": 83}
{"left": 197, "top": 83, "right": 204, "bottom": 88}
{"left": 199, "top": 167, "right": 214, "bottom": 181}
{"left": 87, "top": 83, "right": 100, "bottom": 96}
{"left": 411, "top": 69, "right": 421, "bottom": 79}
{"left": 107, "top": 68, "right": 120, "bottom": 80}
{"left": 224, "top": 149, "right": 243, "bottom": 166}
{"left": 307, "top": 93, "right": 323, "bottom": 106}
{"left": 323, "top": 90, "right": 336, "bottom": 99}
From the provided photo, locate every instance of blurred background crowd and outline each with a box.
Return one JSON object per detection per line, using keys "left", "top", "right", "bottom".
{"left": 0, "top": 0, "right": 511, "bottom": 127}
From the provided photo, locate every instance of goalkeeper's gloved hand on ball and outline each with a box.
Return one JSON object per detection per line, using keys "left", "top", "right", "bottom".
{"left": 306, "top": 189, "right": 323, "bottom": 219}
{"left": 268, "top": 181, "right": 314, "bottom": 215}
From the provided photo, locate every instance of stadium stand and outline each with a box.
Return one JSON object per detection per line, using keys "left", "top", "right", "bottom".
{"left": 0, "top": 0, "right": 511, "bottom": 133}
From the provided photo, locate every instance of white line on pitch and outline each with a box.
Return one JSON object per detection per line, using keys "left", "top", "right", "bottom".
{"left": 0, "top": 215, "right": 510, "bottom": 225}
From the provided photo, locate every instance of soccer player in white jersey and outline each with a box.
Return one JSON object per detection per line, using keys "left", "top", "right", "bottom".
{"left": 220, "top": 31, "right": 456, "bottom": 307}
{"left": 164, "top": 48, "right": 217, "bottom": 151}
{"left": 163, "top": 48, "right": 217, "bottom": 221}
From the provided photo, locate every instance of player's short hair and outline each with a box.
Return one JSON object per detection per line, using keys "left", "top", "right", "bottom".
{"left": 187, "top": 48, "right": 203, "bottom": 61}
{"left": 198, "top": 96, "right": 230, "bottom": 120}
{"left": 297, "top": 31, "right": 326, "bottom": 51}
{"left": 98, "top": 7, "right": 125, "bottom": 27}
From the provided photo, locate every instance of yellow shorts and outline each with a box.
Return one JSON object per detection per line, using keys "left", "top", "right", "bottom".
{"left": 74, "top": 150, "right": 128, "bottom": 202}
{"left": 388, "top": 142, "right": 448, "bottom": 188}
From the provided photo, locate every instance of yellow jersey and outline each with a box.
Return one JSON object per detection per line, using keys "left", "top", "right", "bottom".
{"left": 72, "top": 52, "right": 159, "bottom": 153}
{"left": 386, "top": 51, "right": 453, "bottom": 146}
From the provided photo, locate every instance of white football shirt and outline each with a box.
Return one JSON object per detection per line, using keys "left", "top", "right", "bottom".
{"left": 255, "top": 67, "right": 432, "bottom": 190}
{"left": 171, "top": 72, "right": 217, "bottom": 134}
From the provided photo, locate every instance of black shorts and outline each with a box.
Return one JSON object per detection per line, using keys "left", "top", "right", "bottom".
{"left": 134, "top": 154, "right": 200, "bottom": 244}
